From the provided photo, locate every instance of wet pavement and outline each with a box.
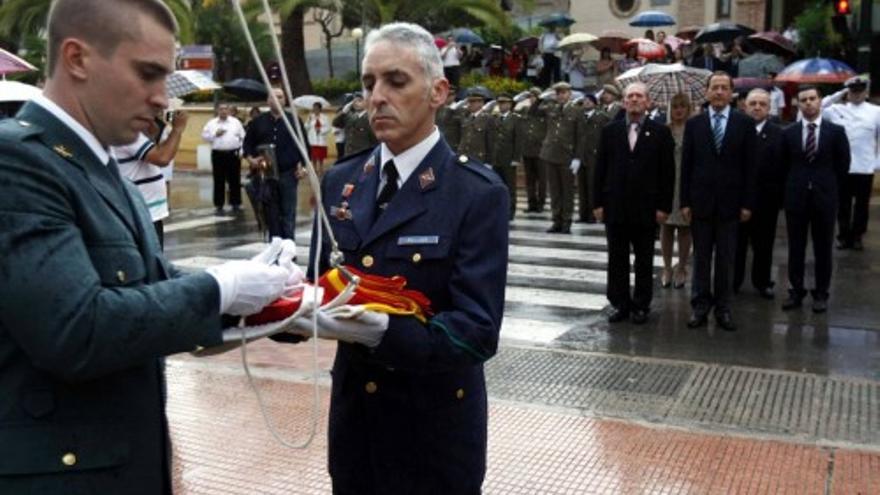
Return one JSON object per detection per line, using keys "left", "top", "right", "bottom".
{"left": 163, "top": 171, "right": 880, "bottom": 494}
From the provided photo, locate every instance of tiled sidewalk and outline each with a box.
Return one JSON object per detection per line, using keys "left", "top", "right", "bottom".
{"left": 167, "top": 357, "right": 879, "bottom": 495}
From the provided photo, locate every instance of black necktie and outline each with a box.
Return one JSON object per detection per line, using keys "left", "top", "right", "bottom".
{"left": 376, "top": 160, "right": 399, "bottom": 217}
{"left": 805, "top": 123, "right": 817, "bottom": 162}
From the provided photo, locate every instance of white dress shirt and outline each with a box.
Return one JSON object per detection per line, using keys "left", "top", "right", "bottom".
{"left": 201, "top": 116, "right": 245, "bottom": 151}
{"left": 709, "top": 105, "right": 731, "bottom": 138}
{"left": 378, "top": 127, "right": 441, "bottom": 196}
{"left": 31, "top": 94, "right": 110, "bottom": 165}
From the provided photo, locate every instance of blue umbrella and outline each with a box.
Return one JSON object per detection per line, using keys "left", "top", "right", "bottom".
{"left": 450, "top": 28, "right": 484, "bottom": 45}
{"left": 539, "top": 13, "right": 576, "bottom": 28}
{"left": 775, "top": 58, "right": 856, "bottom": 84}
{"left": 629, "top": 10, "right": 677, "bottom": 27}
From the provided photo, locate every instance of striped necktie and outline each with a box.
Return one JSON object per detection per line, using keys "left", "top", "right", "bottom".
{"left": 712, "top": 113, "right": 725, "bottom": 151}
{"left": 805, "top": 123, "right": 817, "bottom": 162}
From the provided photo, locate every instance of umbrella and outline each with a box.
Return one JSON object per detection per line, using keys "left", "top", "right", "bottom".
{"left": 0, "top": 47, "right": 37, "bottom": 76}
{"left": 694, "top": 22, "right": 756, "bottom": 44}
{"left": 775, "top": 57, "right": 856, "bottom": 84}
{"left": 629, "top": 10, "right": 677, "bottom": 28}
{"left": 539, "top": 13, "right": 576, "bottom": 28}
{"left": 558, "top": 32, "right": 599, "bottom": 51}
{"left": 675, "top": 25, "right": 702, "bottom": 40}
{"left": 449, "top": 28, "right": 484, "bottom": 45}
{"left": 616, "top": 62, "right": 713, "bottom": 106}
{"left": 292, "top": 94, "right": 331, "bottom": 110}
{"left": 624, "top": 38, "right": 667, "bottom": 61}
{"left": 165, "top": 70, "right": 220, "bottom": 98}
{"left": 515, "top": 36, "right": 539, "bottom": 51}
{"left": 223, "top": 78, "right": 269, "bottom": 101}
{"left": 747, "top": 31, "right": 796, "bottom": 56}
{"left": 663, "top": 35, "right": 689, "bottom": 52}
{"left": 733, "top": 77, "right": 776, "bottom": 91}
{"left": 737, "top": 52, "right": 785, "bottom": 78}
{"left": 434, "top": 38, "right": 447, "bottom": 49}
{"left": 592, "top": 30, "right": 631, "bottom": 53}
{"left": 0, "top": 80, "right": 41, "bottom": 102}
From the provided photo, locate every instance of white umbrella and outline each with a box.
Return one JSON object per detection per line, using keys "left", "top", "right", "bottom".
{"left": 616, "top": 63, "right": 712, "bottom": 106}
{"left": 558, "top": 32, "right": 599, "bottom": 51}
{"left": 0, "top": 80, "right": 41, "bottom": 102}
{"left": 165, "top": 70, "right": 220, "bottom": 98}
{"left": 292, "top": 95, "right": 331, "bottom": 110}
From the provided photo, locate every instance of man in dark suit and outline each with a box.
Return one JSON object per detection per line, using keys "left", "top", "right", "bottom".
{"left": 0, "top": 1, "right": 293, "bottom": 493}
{"left": 780, "top": 85, "right": 851, "bottom": 313}
{"left": 681, "top": 71, "right": 758, "bottom": 331}
{"left": 304, "top": 23, "right": 509, "bottom": 494}
{"left": 734, "top": 88, "right": 786, "bottom": 298}
{"left": 594, "top": 82, "right": 675, "bottom": 324}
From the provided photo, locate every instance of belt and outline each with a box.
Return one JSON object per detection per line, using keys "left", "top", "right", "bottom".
{"left": 213, "top": 149, "right": 239, "bottom": 153}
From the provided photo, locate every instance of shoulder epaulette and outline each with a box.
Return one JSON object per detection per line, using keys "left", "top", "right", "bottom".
{"left": 456, "top": 154, "right": 500, "bottom": 183}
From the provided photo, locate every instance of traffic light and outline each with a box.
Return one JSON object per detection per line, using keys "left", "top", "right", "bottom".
{"left": 835, "top": 0, "right": 851, "bottom": 15}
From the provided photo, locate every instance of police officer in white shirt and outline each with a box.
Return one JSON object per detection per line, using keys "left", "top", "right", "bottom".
{"left": 201, "top": 103, "right": 246, "bottom": 215}
{"left": 822, "top": 75, "right": 880, "bottom": 250}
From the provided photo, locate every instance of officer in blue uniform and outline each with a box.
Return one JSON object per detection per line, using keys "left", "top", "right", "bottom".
{"left": 306, "top": 23, "right": 509, "bottom": 495}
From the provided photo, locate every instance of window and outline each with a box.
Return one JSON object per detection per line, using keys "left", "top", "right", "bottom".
{"left": 610, "top": 0, "right": 640, "bottom": 18}
{"left": 717, "top": 0, "right": 731, "bottom": 18}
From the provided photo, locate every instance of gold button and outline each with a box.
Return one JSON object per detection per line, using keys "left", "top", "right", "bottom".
{"left": 365, "top": 381, "right": 378, "bottom": 394}
{"left": 116, "top": 270, "right": 126, "bottom": 283}
{"left": 362, "top": 255, "right": 374, "bottom": 268}
{"left": 62, "top": 452, "right": 77, "bottom": 466}
{"left": 412, "top": 253, "right": 422, "bottom": 263}
{"left": 456, "top": 388, "right": 465, "bottom": 399}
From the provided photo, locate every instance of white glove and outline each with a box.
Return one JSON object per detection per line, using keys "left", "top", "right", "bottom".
{"left": 569, "top": 159, "right": 581, "bottom": 175}
{"left": 207, "top": 260, "right": 289, "bottom": 316}
{"left": 251, "top": 237, "right": 284, "bottom": 264}
{"left": 287, "top": 305, "right": 389, "bottom": 348}
{"left": 251, "top": 237, "right": 305, "bottom": 293}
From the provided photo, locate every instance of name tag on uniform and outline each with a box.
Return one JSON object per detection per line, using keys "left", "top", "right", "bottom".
{"left": 397, "top": 235, "right": 439, "bottom": 246}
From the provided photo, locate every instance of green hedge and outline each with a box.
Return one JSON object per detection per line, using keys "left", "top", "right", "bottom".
{"left": 459, "top": 74, "right": 530, "bottom": 96}
{"left": 312, "top": 78, "right": 362, "bottom": 103}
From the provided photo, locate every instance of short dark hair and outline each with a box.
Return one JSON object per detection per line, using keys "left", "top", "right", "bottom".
{"left": 47, "top": 0, "right": 178, "bottom": 75}
{"left": 797, "top": 84, "right": 822, "bottom": 98}
{"left": 706, "top": 71, "right": 734, "bottom": 89}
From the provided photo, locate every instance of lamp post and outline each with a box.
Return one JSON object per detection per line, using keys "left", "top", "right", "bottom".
{"left": 352, "top": 27, "right": 364, "bottom": 77}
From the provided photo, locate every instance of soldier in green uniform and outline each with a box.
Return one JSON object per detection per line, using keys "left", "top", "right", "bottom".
{"left": 332, "top": 92, "right": 378, "bottom": 158}
{"left": 435, "top": 86, "right": 463, "bottom": 151}
{"left": 458, "top": 90, "right": 495, "bottom": 165}
{"left": 601, "top": 83, "right": 623, "bottom": 120}
{"left": 490, "top": 94, "right": 523, "bottom": 220}
{"left": 575, "top": 94, "right": 610, "bottom": 223}
{"left": 519, "top": 87, "right": 548, "bottom": 213}
{"left": 539, "top": 81, "right": 585, "bottom": 233}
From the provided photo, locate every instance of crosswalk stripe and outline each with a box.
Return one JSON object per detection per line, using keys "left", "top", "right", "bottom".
{"left": 499, "top": 316, "right": 573, "bottom": 344}
{"left": 164, "top": 216, "right": 234, "bottom": 233}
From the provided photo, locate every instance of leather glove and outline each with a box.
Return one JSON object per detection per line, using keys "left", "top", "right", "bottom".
{"left": 569, "top": 159, "right": 581, "bottom": 175}
{"left": 287, "top": 305, "right": 389, "bottom": 348}
{"left": 207, "top": 260, "right": 289, "bottom": 316}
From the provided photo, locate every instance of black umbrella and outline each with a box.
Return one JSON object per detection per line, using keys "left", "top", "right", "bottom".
{"left": 539, "top": 13, "right": 576, "bottom": 28}
{"left": 694, "top": 22, "right": 755, "bottom": 44}
{"left": 223, "top": 78, "right": 269, "bottom": 101}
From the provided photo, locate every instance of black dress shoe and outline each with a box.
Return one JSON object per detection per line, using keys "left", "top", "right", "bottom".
{"left": 757, "top": 287, "right": 775, "bottom": 299}
{"left": 781, "top": 296, "right": 803, "bottom": 311}
{"left": 687, "top": 313, "right": 708, "bottom": 328}
{"left": 631, "top": 309, "right": 648, "bottom": 324}
{"left": 853, "top": 240, "right": 864, "bottom": 251}
{"left": 546, "top": 225, "right": 561, "bottom": 233}
{"left": 812, "top": 299, "right": 828, "bottom": 313}
{"left": 715, "top": 312, "right": 737, "bottom": 331}
{"left": 836, "top": 240, "right": 853, "bottom": 250}
{"left": 608, "top": 307, "right": 629, "bottom": 323}
{"left": 559, "top": 226, "right": 571, "bottom": 234}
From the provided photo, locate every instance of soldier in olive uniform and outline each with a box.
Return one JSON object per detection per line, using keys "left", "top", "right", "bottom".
{"left": 520, "top": 87, "right": 548, "bottom": 213}
{"left": 436, "top": 87, "right": 463, "bottom": 151}
{"left": 575, "top": 94, "right": 610, "bottom": 222}
{"left": 458, "top": 91, "right": 495, "bottom": 165}
{"left": 491, "top": 94, "right": 523, "bottom": 220}
{"left": 601, "top": 83, "right": 623, "bottom": 120}
{"left": 332, "top": 92, "right": 378, "bottom": 158}
{"left": 539, "top": 81, "right": 585, "bottom": 233}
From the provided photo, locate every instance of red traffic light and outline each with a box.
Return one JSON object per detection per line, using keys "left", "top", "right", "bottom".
{"left": 835, "top": 0, "right": 851, "bottom": 15}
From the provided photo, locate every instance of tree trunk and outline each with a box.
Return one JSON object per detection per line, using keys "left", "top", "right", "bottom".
{"left": 326, "top": 35, "right": 335, "bottom": 79}
{"left": 282, "top": 4, "right": 313, "bottom": 95}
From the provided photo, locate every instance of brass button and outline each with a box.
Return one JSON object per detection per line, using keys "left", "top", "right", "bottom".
{"left": 362, "top": 255, "right": 374, "bottom": 268}
{"left": 412, "top": 253, "right": 422, "bottom": 263}
{"left": 365, "top": 381, "right": 378, "bottom": 394}
{"left": 456, "top": 388, "right": 465, "bottom": 400}
{"left": 62, "top": 452, "right": 77, "bottom": 466}
{"left": 116, "top": 270, "right": 126, "bottom": 283}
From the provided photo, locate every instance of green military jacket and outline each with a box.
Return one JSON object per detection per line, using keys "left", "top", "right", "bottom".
{"left": 333, "top": 109, "right": 377, "bottom": 156}
{"left": 458, "top": 111, "right": 495, "bottom": 164}
{"left": 539, "top": 100, "right": 585, "bottom": 165}
{"left": 576, "top": 110, "right": 611, "bottom": 169}
{"left": 517, "top": 103, "right": 547, "bottom": 159}
{"left": 491, "top": 111, "right": 523, "bottom": 168}
{"left": 436, "top": 104, "right": 464, "bottom": 152}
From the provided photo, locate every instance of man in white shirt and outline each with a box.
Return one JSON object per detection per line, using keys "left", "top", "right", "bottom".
{"left": 439, "top": 36, "right": 462, "bottom": 87}
{"left": 822, "top": 75, "right": 880, "bottom": 251}
{"left": 201, "top": 103, "right": 246, "bottom": 215}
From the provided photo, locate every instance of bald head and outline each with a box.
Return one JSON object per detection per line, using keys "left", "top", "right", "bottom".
{"left": 47, "top": 0, "right": 178, "bottom": 75}
{"left": 745, "top": 88, "right": 771, "bottom": 123}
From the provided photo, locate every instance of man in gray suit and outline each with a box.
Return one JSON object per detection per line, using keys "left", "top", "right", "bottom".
{"left": 0, "top": 1, "right": 295, "bottom": 493}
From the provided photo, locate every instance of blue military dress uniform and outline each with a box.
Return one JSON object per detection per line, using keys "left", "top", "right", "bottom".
{"left": 310, "top": 136, "right": 509, "bottom": 494}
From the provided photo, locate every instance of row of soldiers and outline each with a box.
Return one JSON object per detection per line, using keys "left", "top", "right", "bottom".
{"left": 435, "top": 82, "right": 623, "bottom": 231}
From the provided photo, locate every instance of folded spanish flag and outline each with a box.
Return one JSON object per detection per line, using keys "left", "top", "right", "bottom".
{"left": 318, "top": 266, "right": 433, "bottom": 323}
